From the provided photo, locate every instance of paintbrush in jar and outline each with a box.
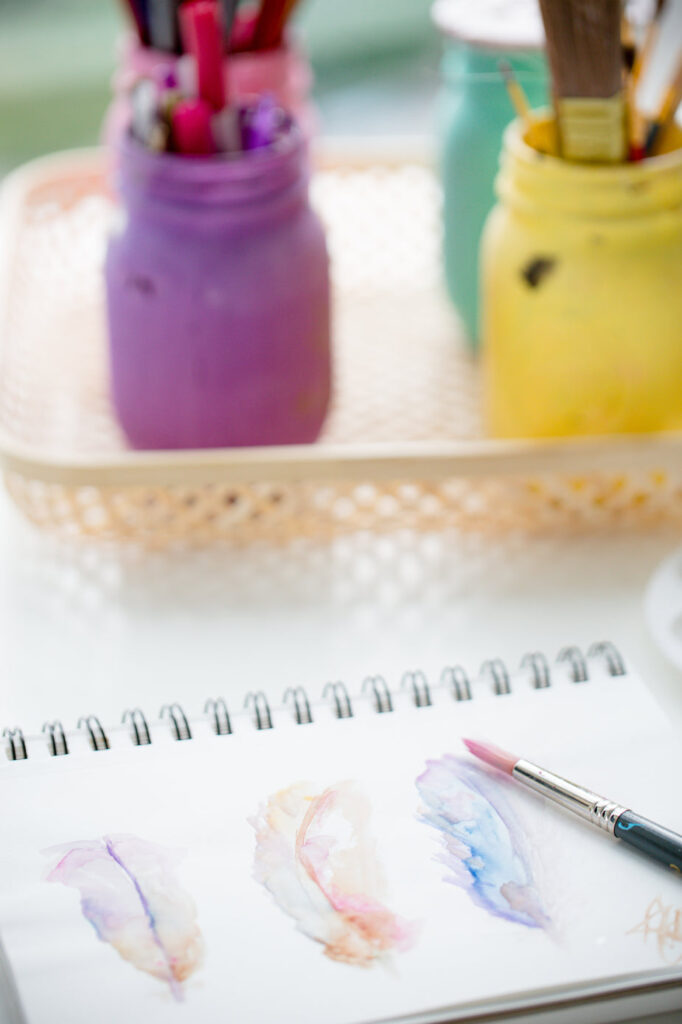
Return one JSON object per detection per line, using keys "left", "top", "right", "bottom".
{"left": 627, "top": 0, "right": 668, "bottom": 160}
{"left": 499, "top": 60, "right": 532, "bottom": 129}
{"left": 631, "top": 0, "right": 667, "bottom": 89}
{"left": 621, "top": 11, "right": 644, "bottom": 160}
{"left": 646, "top": 53, "right": 682, "bottom": 156}
{"left": 538, "top": 0, "right": 627, "bottom": 162}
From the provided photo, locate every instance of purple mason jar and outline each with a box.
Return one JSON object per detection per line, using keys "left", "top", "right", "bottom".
{"left": 105, "top": 128, "right": 331, "bottom": 449}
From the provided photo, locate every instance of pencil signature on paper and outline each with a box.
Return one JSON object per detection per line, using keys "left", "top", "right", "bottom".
{"left": 627, "top": 898, "right": 682, "bottom": 964}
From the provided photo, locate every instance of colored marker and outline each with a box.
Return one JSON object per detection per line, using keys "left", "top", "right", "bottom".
{"left": 131, "top": 79, "right": 159, "bottom": 144}
{"left": 180, "top": 0, "right": 226, "bottom": 110}
{"left": 171, "top": 98, "right": 216, "bottom": 154}
{"left": 212, "top": 106, "right": 242, "bottom": 152}
{"left": 147, "top": 0, "right": 181, "bottom": 53}
{"left": 241, "top": 93, "right": 284, "bottom": 150}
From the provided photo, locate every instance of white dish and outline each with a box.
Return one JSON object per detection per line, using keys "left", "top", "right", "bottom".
{"left": 644, "top": 544, "right": 682, "bottom": 671}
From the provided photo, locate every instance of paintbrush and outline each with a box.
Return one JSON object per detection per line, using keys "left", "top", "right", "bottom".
{"left": 631, "top": 0, "right": 667, "bottom": 89}
{"left": 646, "top": 53, "right": 682, "bottom": 155}
{"left": 499, "top": 60, "right": 532, "bottom": 129}
{"left": 538, "top": 0, "right": 627, "bottom": 162}
{"left": 628, "top": 1, "right": 669, "bottom": 160}
{"left": 463, "top": 738, "right": 682, "bottom": 874}
{"left": 621, "top": 12, "right": 645, "bottom": 160}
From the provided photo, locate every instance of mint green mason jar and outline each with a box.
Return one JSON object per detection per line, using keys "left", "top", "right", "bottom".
{"left": 432, "top": 0, "right": 547, "bottom": 348}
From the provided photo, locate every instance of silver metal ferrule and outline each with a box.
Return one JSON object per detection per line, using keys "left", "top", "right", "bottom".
{"left": 513, "top": 759, "right": 626, "bottom": 834}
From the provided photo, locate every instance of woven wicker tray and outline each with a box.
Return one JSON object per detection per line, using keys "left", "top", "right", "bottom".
{"left": 1, "top": 143, "right": 682, "bottom": 546}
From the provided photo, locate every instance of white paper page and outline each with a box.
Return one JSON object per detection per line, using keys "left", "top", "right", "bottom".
{"left": 0, "top": 670, "right": 681, "bottom": 1024}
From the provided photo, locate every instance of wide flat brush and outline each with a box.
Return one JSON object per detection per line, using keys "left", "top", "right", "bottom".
{"left": 463, "top": 738, "right": 682, "bottom": 874}
{"left": 538, "top": 0, "right": 627, "bottom": 162}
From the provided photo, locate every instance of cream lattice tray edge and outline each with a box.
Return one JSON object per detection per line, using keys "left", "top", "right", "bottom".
{"left": 1, "top": 145, "right": 681, "bottom": 545}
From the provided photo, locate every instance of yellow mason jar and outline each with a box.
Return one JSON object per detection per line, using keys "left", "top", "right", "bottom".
{"left": 482, "top": 116, "right": 682, "bottom": 438}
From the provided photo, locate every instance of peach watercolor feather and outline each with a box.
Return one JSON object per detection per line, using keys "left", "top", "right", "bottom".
{"left": 252, "top": 782, "right": 415, "bottom": 966}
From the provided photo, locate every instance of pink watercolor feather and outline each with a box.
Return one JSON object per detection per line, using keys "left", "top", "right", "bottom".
{"left": 43, "top": 834, "right": 203, "bottom": 1000}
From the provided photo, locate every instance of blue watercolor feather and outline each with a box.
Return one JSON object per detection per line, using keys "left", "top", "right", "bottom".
{"left": 417, "top": 756, "right": 550, "bottom": 929}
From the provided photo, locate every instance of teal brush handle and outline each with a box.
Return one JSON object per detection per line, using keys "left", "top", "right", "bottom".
{"left": 614, "top": 811, "right": 682, "bottom": 873}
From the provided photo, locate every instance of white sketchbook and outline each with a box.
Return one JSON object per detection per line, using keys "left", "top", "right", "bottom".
{"left": 0, "top": 643, "right": 681, "bottom": 1024}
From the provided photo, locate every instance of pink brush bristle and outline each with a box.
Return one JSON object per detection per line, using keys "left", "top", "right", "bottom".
{"left": 463, "top": 738, "right": 518, "bottom": 775}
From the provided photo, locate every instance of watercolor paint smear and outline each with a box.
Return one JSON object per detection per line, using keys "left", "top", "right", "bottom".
{"left": 417, "top": 756, "right": 550, "bottom": 929}
{"left": 44, "top": 834, "right": 203, "bottom": 1000}
{"left": 252, "top": 781, "right": 415, "bottom": 967}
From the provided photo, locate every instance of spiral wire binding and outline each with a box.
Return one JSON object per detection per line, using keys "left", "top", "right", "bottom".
{"left": 42, "top": 720, "right": 68, "bottom": 757}
{"left": 204, "top": 698, "right": 232, "bottom": 736}
{"left": 244, "top": 691, "right": 273, "bottom": 731}
{"left": 362, "top": 676, "right": 393, "bottom": 714}
{"left": 77, "top": 716, "right": 109, "bottom": 752}
{"left": 480, "top": 659, "right": 512, "bottom": 696}
{"left": 557, "top": 646, "right": 589, "bottom": 683}
{"left": 588, "top": 642, "right": 626, "bottom": 677}
{"left": 160, "top": 704, "right": 192, "bottom": 741}
{"left": 401, "top": 670, "right": 432, "bottom": 708}
{"left": 322, "top": 681, "right": 353, "bottom": 719}
{"left": 441, "top": 665, "right": 472, "bottom": 701}
{"left": 3, "top": 728, "right": 27, "bottom": 761}
{"left": 1, "top": 645, "right": 628, "bottom": 761}
{"left": 122, "top": 709, "right": 152, "bottom": 747}
{"left": 283, "top": 687, "right": 313, "bottom": 725}
{"left": 521, "top": 652, "right": 551, "bottom": 689}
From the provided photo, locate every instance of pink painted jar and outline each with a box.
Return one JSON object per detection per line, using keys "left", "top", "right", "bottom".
{"left": 104, "top": 127, "right": 331, "bottom": 449}
{"left": 103, "top": 30, "right": 316, "bottom": 148}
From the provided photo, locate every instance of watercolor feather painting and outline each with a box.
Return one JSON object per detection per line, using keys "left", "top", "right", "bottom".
{"left": 43, "top": 834, "right": 203, "bottom": 1000}
{"left": 417, "top": 756, "right": 549, "bottom": 929}
{"left": 252, "top": 782, "right": 415, "bottom": 967}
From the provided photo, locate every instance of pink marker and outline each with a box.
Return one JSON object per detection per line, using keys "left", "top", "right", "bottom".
{"left": 171, "top": 99, "right": 216, "bottom": 155}
{"left": 180, "top": 0, "right": 226, "bottom": 111}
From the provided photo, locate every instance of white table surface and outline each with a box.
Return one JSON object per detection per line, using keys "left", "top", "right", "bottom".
{"left": 0, "top": 489, "right": 681, "bottom": 1024}
{"left": 1, "top": 492, "right": 682, "bottom": 735}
